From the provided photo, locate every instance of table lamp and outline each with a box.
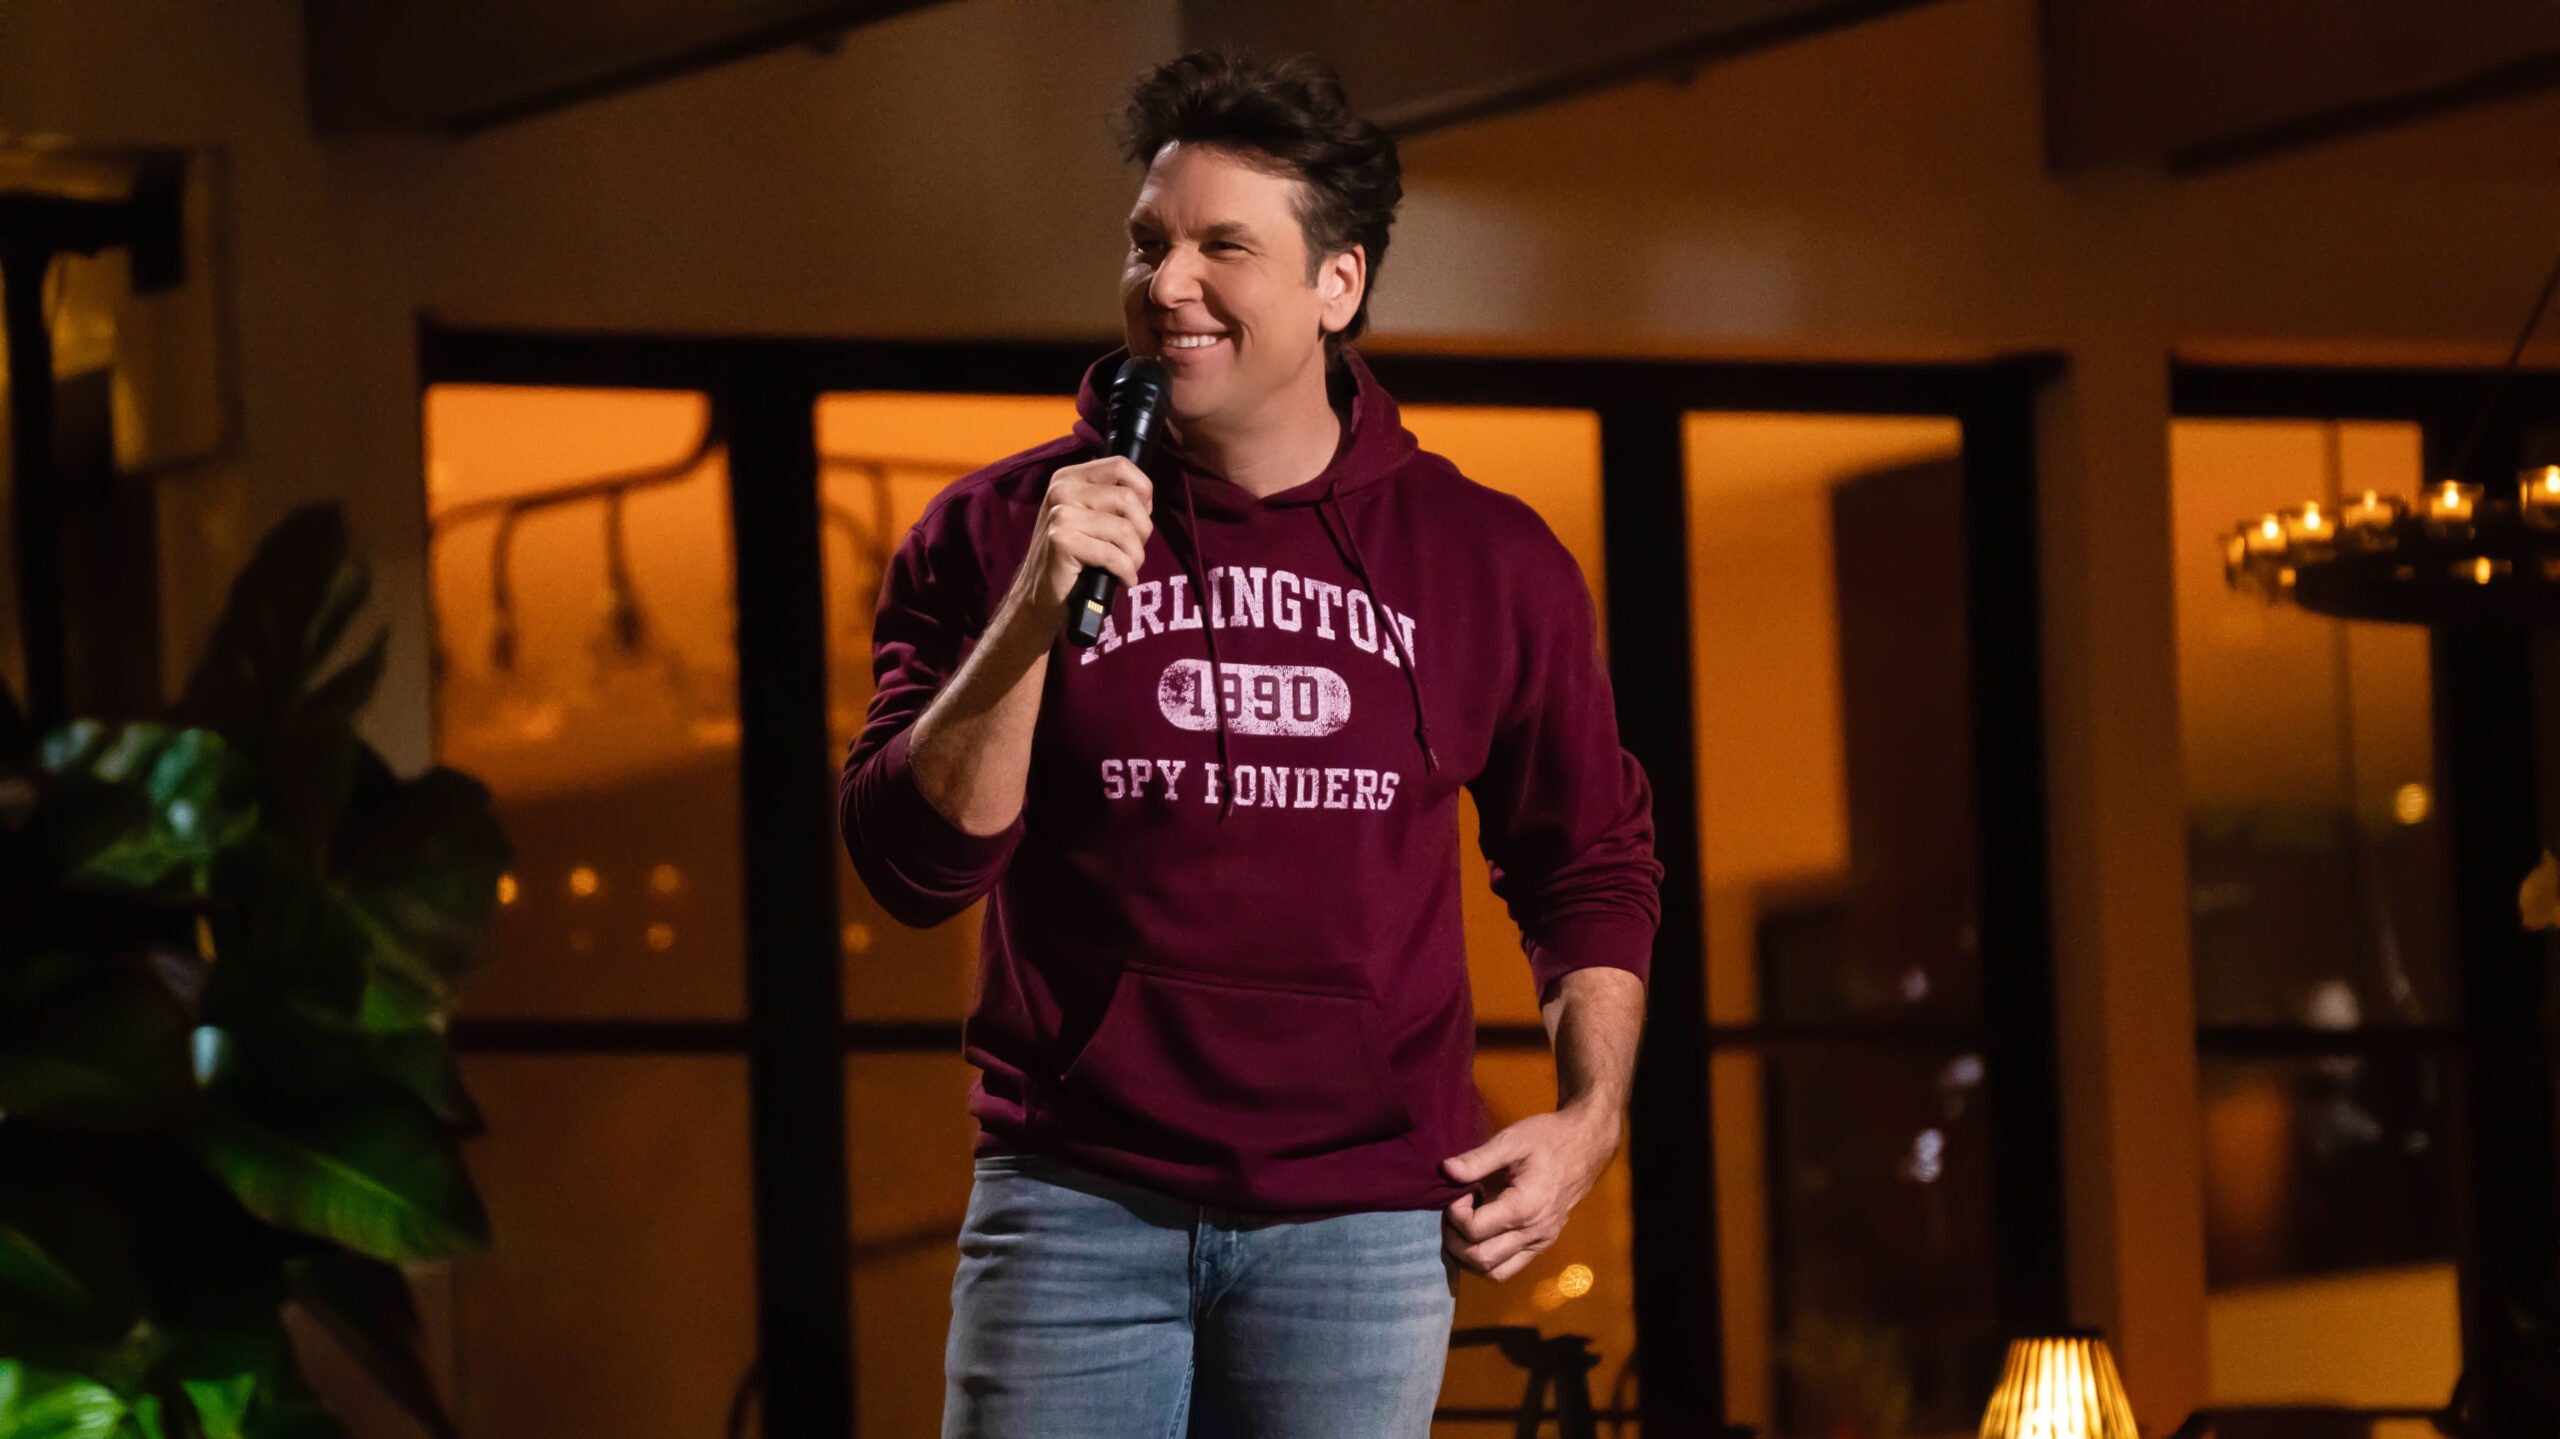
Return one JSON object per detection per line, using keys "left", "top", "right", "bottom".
{"left": 1978, "top": 1330, "right": 2140, "bottom": 1439}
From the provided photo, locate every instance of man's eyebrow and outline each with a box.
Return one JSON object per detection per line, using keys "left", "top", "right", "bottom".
{"left": 1124, "top": 216, "right": 1258, "bottom": 242}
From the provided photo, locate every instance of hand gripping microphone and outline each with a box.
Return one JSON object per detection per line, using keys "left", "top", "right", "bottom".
{"left": 1065, "top": 356, "right": 1170, "bottom": 647}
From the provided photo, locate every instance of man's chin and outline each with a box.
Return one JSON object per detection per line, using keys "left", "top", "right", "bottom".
{"left": 1164, "top": 375, "right": 1232, "bottom": 426}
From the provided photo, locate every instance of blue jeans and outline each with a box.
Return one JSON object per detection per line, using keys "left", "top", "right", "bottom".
{"left": 943, "top": 1149, "right": 1459, "bottom": 1437}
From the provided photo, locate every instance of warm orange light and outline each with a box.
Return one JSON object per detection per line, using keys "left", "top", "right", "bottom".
{"left": 1978, "top": 1333, "right": 2138, "bottom": 1439}
{"left": 2341, "top": 489, "right": 2404, "bottom": 547}
{"left": 648, "top": 863, "right": 683, "bottom": 895}
{"left": 1556, "top": 1263, "right": 1593, "bottom": 1298}
{"left": 496, "top": 872, "right": 519, "bottom": 906}
{"left": 841, "top": 921, "right": 874, "bottom": 955}
{"left": 2279, "top": 502, "right": 2335, "bottom": 560}
{"left": 2394, "top": 783, "right": 2431, "bottom": 826}
{"left": 2526, "top": 467, "right": 2560, "bottom": 528}
{"left": 645, "top": 922, "right": 676, "bottom": 952}
{"left": 2241, "top": 513, "right": 2289, "bottom": 567}
{"left": 2421, "top": 479, "right": 2482, "bottom": 534}
{"left": 567, "top": 865, "right": 601, "bottom": 899}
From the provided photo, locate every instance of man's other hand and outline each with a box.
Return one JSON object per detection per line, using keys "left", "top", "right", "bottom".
{"left": 1437, "top": 1106, "right": 1621, "bottom": 1282}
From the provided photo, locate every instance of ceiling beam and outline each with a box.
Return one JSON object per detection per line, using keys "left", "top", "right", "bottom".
{"left": 1181, "top": 0, "right": 1945, "bottom": 139}
{"left": 302, "top": 0, "right": 944, "bottom": 136}
{"left": 2041, "top": 0, "right": 2560, "bottom": 174}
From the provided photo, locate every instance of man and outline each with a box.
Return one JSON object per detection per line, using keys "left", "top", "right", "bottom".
{"left": 839, "top": 48, "right": 1661, "bottom": 1438}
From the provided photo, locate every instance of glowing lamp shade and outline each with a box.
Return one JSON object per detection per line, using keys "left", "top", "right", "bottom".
{"left": 1977, "top": 1332, "right": 2139, "bottom": 1439}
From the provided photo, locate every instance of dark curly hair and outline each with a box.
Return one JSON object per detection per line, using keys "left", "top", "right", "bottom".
{"left": 1118, "top": 50, "right": 1402, "bottom": 364}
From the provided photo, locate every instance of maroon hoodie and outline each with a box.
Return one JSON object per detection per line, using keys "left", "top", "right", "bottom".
{"left": 838, "top": 346, "right": 1662, "bottom": 1217}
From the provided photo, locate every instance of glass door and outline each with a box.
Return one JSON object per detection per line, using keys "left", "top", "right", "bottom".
{"left": 423, "top": 383, "right": 759, "bottom": 1438}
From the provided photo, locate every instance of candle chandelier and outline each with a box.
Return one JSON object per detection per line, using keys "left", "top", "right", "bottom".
{"left": 2224, "top": 249, "right": 2560, "bottom": 630}
{"left": 426, "top": 419, "right": 970, "bottom": 759}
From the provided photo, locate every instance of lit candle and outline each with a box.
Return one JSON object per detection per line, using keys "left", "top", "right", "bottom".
{"left": 2341, "top": 489, "right": 2405, "bottom": 549}
{"left": 2420, "top": 479, "right": 2483, "bottom": 537}
{"left": 2522, "top": 465, "right": 2560, "bottom": 529}
{"left": 2243, "top": 512, "right": 2289, "bottom": 561}
{"left": 2280, "top": 501, "right": 2337, "bottom": 561}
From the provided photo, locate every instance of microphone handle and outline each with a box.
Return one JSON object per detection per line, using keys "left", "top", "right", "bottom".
{"left": 1065, "top": 565, "right": 1119, "bottom": 648}
{"left": 1064, "top": 434, "right": 1147, "bottom": 648}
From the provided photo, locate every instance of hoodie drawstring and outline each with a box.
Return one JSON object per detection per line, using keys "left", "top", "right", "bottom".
{"left": 1317, "top": 486, "right": 1440, "bottom": 778}
{"left": 1172, "top": 470, "right": 1239, "bottom": 823}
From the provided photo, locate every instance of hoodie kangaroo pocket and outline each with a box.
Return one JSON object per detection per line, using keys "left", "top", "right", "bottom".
{"left": 1053, "top": 962, "right": 1416, "bottom": 1163}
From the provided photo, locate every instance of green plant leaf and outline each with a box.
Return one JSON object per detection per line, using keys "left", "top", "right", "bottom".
{"left": 281, "top": 1254, "right": 454, "bottom": 1439}
{"left": 0, "top": 1178, "right": 144, "bottom": 1343}
{"left": 351, "top": 969, "right": 443, "bottom": 1037}
{"left": 0, "top": 1359, "right": 130, "bottom": 1439}
{"left": 117, "top": 1390, "right": 173, "bottom": 1439}
{"left": 189, "top": 1078, "right": 489, "bottom": 1263}
{"left": 201, "top": 840, "right": 371, "bottom": 1029}
{"left": 331, "top": 746, "right": 508, "bottom": 1005}
{"left": 363, "top": 1028, "right": 481, "bottom": 1132}
{"left": 176, "top": 1374, "right": 254, "bottom": 1439}
{"left": 0, "top": 951, "right": 196, "bottom": 1129}
{"left": 33, "top": 725, "right": 260, "bottom": 891}
{"left": 170, "top": 503, "right": 381, "bottom": 863}
{"left": 140, "top": 1327, "right": 300, "bottom": 1439}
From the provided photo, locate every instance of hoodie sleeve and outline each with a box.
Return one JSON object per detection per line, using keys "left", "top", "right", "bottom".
{"left": 1467, "top": 526, "right": 1665, "bottom": 1009}
{"left": 838, "top": 489, "right": 1028, "bottom": 929}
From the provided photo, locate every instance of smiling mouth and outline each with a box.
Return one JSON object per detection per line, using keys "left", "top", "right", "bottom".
{"left": 1160, "top": 331, "right": 1229, "bottom": 351}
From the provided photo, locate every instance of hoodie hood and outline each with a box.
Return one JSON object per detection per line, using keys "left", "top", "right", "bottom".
{"left": 1069, "top": 345, "right": 1439, "bottom": 820}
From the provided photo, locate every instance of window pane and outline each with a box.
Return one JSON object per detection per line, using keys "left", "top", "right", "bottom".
{"left": 1434, "top": 1049, "right": 1637, "bottom": 1434}
{"left": 1684, "top": 414, "right": 1973, "bottom": 1029}
{"left": 2171, "top": 419, "right": 2455, "bottom": 1027}
{"left": 1399, "top": 406, "right": 1605, "bottom": 1030}
{"left": 2201, "top": 1053, "right": 2456, "bottom": 1283}
{"left": 447, "top": 1055, "right": 757, "bottom": 1438}
{"left": 426, "top": 385, "right": 745, "bottom": 1021}
{"left": 815, "top": 392, "right": 1079, "bottom": 1022}
{"left": 2200, "top": 1055, "right": 2459, "bottom": 1416}
{"left": 847, "top": 1052, "right": 985, "bottom": 1435}
{"left": 1715, "top": 1047, "right": 1999, "bottom": 1438}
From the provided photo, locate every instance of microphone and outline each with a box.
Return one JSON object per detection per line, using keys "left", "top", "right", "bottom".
{"left": 1065, "top": 356, "right": 1170, "bottom": 648}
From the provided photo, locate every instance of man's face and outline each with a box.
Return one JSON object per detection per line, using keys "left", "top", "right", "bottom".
{"left": 1120, "top": 140, "right": 1363, "bottom": 430}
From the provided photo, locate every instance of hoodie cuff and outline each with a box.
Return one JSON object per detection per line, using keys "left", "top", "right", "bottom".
{"left": 860, "top": 723, "right": 1026, "bottom": 892}
{"left": 1525, "top": 914, "right": 1655, "bottom": 1008}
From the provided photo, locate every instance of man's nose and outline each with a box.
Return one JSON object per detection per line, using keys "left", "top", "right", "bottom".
{"left": 1148, "top": 245, "right": 1205, "bottom": 307}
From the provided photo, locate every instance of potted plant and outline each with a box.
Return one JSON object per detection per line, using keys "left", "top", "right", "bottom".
{"left": 0, "top": 502, "right": 508, "bottom": 1438}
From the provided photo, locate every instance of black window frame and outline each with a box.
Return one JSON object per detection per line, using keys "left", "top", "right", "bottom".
{"left": 421, "top": 322, "right": 2067, "bottom": 1437}
{"left": 2174, "top": 360, "right": 2560, "bottom": 1420}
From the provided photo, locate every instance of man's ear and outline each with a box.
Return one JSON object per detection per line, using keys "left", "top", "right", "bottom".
{"left": 1317, "top": 244, "right": 1366, "bottom": 336}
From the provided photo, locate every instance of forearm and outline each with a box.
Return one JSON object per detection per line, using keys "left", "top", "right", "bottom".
{"left": 905, "top": 591, "right": 1055, "bottom": 835}
{"left": 1540, "top": 965, "right": 1645, "bottom": 1131}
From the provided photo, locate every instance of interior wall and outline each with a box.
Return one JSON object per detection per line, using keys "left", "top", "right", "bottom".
{"left": 13, "top": 0, "right": 2560, "bottom": 1427}
{"left": 2209, "top": 1263, "right": 2462, "bottom": 1434}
